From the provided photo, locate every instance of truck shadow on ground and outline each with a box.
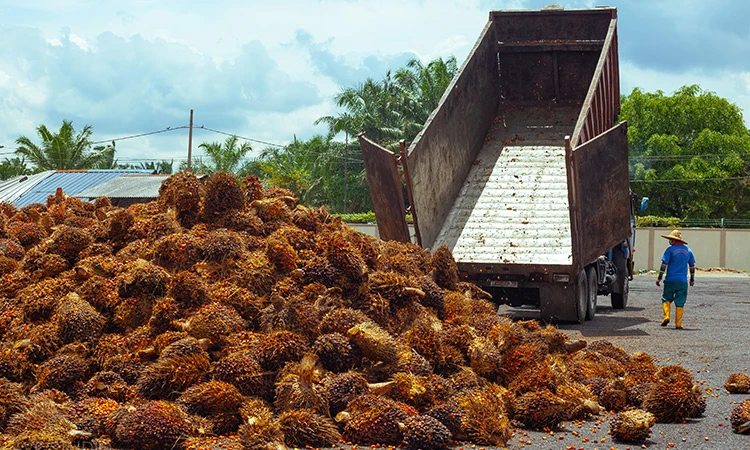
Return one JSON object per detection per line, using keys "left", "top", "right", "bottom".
{"left": 499, "top": 305, "right": 652, "bottom": 337}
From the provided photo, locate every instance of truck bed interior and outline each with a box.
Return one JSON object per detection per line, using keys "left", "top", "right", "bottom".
{"left": 433, "top": 102, "right": 580, "bottom": 267}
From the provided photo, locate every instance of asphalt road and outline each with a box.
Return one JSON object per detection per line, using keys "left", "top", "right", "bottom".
{"left": 498, "top": 273, "right": 750, "bottom": 450}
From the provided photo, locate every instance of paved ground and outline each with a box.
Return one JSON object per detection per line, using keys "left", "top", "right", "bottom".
{"left": 499, "top": 272, "right": 750, "bottom": 450}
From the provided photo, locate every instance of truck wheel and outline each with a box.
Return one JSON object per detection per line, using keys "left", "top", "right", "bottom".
{"left": 611, "top": 275, "right": 629, "bottom": 309}
{"left": 575, "top": 269, "right": 588, "bottom": 323}
{"left": 585, "top": 266, "right": 597, "bottom": 320}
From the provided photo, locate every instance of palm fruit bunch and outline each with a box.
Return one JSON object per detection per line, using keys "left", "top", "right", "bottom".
{"left": 724, "top": 372, "right": 750, "bottom": 394}
{"left": 730, "top": 399, "right": 750, "bottom": 434}
{"left": 0, "top": 171, "right": 709, "bottom": 449}
{"left": 609, "top": 408, "right": 656, "bottom": 442}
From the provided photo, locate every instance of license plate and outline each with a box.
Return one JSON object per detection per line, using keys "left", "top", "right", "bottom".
{"left": 489, "top": 280, "right": 518, "bottom": 288}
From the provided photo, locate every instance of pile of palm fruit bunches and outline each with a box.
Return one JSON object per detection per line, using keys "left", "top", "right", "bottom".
{"left": 0, "top": 171, "right": 720, "bottom": 449}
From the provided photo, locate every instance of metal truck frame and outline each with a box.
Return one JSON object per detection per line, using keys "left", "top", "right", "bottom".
{"left": 359, "top": 7, "right": 634, "bottom": 322}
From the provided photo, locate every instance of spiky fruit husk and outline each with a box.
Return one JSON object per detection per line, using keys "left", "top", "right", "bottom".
{"left": 598, "top": 378, "right": 630, "bottom": 412}
{"left": 113, "top": 401, "right": 195, "bottom": 450}
{"left": 312, "top": 332, "right": 361, "bottom": 373}
{"left": 501, "top": 342, "right": 547, "bottom": 385}
{"left": 266, "top": 234, "right": 298, "bottom": 273}
{"left": 323, "top": 231, "right": 367, "bottom": 284}
{"left": 237, "top": 398, "right": 286, "bottom": 449}
{"left": 83, "top": 371, "right": 131, "bottom": 402}
{"left": 337, "top": 394, "right": 418, "bottom": 445}
{"left": 556, "top": 382, "right": 601, "bottom": 420}
{"left": 375, "top": 240, "right": 430, "bottom": 277}
{"left": 202, "top": 229, "right": 245, "bottom": 264}
{"left": 0, "top": 378, "right": 28, "bottom": 429}
{"left": 34, "top": 353, "right": 89, "bottom": 393}
{"left": 725, "top": 373, "right": 750, "bottom": 394}
{"left": 467, "top": 336, "right": 503, "bottom": 380}
{"left": 185, "top": 302, "right": 247, "bottom": 344}
{"left": 136, "top": 353, "right": 211, "bottom": 399}
{"left": 55, "top": 292, "right": 105, "bottom": 344}
{"left": 170, "top": 270, "right": 210, "bottom": 309}
{"left": 586, "top": 339, "right": 631, "bottom": 365}
{"left": 159, "top": 336, "right": 207, "bottom": 359}
{"left": 425, "top": 401, "right": 465, "bottom": 440}
{"left": 17, "top": 277, "right": 76, "bottom": 323}
{"left": 241, "top": 175, "right": 265, "bottom": 204}
{"left": 212, "top": 351, "right": 274, "bottom": 400}
{"left": 609, "top": 408, "right": 656, "bottom": 443}
{"left": 274, "top": 356, "right": 327, "bottom": 414}
{"left": 278, "top": 409, "right": 341, "bottom": 447}
{"left": 655, "top": 364, "right": 693, "bottom": 383}
{"left": 0, "top": 238, "right": 24, "bottom": 260}
{"left": 730, "top": 399, "right": 750, "bottom": 434}
{"left": 69, "top": 397, "right": 121, "bottom": 437}
{"left": 321, "top": 371, "right": 369, "bottom": 416}
{"left": 567, "top": 350, "right": 626, "bottom": 381}
{"left": 643, "top": 378, "right": 701, "bottom": 423}
{"left": 401, "top": 414, "right": 453, "bottom": 450}
{"left": 203, "top": 171, "right": 245, "bottom": 221}
{"left": 385, "top": 372, "right": 452, "bottom": 411}
{"left": 184, "top": 436, "right": 245, "bottom": 450}
{"left": 431, "top": 245, "right": 458, "bottom": 290}
{"left": 6, "top": 400, "right": 81, "bottom": 444}
{"left": 453, "top": 383, "right": 513, "bottom": 445}
{"left": 48, "top": 225, "right": 93, "bottom": 261}
{"left": 178, "top": 381, "right": 244, "bottom": 435}
{"left": 153, "top": 232, "right": 203, "bottom": 271}
{"left": 627, "top": 381, "right": 653, "bottom": 408}
{"left": 116, "top": 258, "right": 170, "bottom": 298}
{"left": 511, "top": 390, "right": 568, "bottom": 430}
{"left": 347, "top": 321, "right": 399, "bottom": 365}
{"left": 624, "top": 351, "right": 658, "bottom": 387}
{"left": 158, "top": 171, "right": 205, "bottom": 215}
{"left": 508, "top": 354, "right": 570, "bottom": 395}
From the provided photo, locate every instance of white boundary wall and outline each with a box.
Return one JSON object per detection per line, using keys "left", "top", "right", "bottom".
{"left": 348, "top": 224, "right": 750, "bottom": 273}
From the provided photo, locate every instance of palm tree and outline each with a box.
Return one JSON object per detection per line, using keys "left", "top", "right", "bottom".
{"left": 195, "top": 135, "right": 252, "bottom": 174}
{"left": 15, "top": 120, "right": 115, "bottom": 170}
{"left": 394, "top": 56, "right": 458, "bottom": 136}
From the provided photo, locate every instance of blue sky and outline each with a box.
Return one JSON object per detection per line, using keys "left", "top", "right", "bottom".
{"left": 1, "top": 0, "right": 749, "bottom": 166}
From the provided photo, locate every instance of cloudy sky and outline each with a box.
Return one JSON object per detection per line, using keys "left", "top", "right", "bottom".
{"left": 1, "top": 0, "right": 749, "bottom": 166}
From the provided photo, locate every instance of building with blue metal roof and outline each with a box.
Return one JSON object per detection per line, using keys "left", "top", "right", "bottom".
{"left": 0, "top": 169, "right": 155, "bottom": 207}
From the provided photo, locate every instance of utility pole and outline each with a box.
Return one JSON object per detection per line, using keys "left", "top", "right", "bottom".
{"left": 187, "top": 109, "right": 194, "bottom": 172}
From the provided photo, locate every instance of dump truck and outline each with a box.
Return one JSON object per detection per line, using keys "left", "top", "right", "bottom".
{"left": 359, "top": 6, "right": 635, "bottom": 322}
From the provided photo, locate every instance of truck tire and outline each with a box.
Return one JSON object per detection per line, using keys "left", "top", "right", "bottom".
{"left": 611, "top": 248, "right": 629, "bottom": 309}
{"left": 585, "top": 266, "right": 597, "bottom": 320}
{"left": 575, "top": 269, "right": 588, "bottom": 323}
{"left": 611, "top": 275, "right": 628, "bottom": 309}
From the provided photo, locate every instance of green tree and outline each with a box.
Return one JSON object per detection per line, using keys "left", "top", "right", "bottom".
{"left": 0, "top": 157, "right": 31, "bottom": 180}
{"left": 621, "top": 85, "right": 750, "bottom": 219}
{"left": 15, "top": 120, "right": 116, "bottom": 170}
{"left": 251, "top": 134, "right": 371, "bottom": 213}
{"left": 393, "top": 56, "right": 458, "bottom": 138}
{"left": 178, "top": 136, "right": 252, "bottom": 174}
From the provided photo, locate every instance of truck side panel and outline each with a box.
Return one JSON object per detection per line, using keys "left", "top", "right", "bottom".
{"left": 407, "top": 21, "right": 499, "bottom": 250}
{"left": 358, "top": 135, "right": 410, "bottom": 242}
{"left": 569, "top": 122, "right": 630, "bottom": 268}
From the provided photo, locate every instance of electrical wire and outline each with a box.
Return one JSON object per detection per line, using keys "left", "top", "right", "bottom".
{"left": 194, "top": 126, "right": 285, "bottom": 148}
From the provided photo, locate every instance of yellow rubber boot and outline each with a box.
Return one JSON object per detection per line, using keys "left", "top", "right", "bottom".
{"left": 675, "top": 307, "right": 684, "bottom": 329}
{"left": 661, "top": 302, "right": 671, "bottom": 326}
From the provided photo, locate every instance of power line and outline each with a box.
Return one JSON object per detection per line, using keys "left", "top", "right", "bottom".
{"left": 90, "top": 126, "right": 190, "bottom": 145}
{"left": 194, "top": 126, "right": 285, "bottom": 148}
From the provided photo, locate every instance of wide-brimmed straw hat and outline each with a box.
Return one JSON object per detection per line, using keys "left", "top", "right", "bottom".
{"left": 661, "top": 229, "right": 687, "bottom": 244}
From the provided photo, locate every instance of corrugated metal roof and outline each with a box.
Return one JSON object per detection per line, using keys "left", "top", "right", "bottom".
{"left": 75, "top": 174, "right": 171, "bottom": 200}
{"left": 0, "top": 171, "right": 55, "bottom": 205}
{"left": 13, "top": 170, "right": 154, "bottom": 207}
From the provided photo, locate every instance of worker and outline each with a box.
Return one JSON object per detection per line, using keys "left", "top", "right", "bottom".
{"left": 655, "top": 230, "right": 695, "bottom": 329}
